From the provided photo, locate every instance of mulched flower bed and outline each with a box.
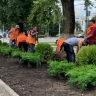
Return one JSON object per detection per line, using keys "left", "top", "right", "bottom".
{"left": 0, "top": 55, "right": 96, "bottom": 96}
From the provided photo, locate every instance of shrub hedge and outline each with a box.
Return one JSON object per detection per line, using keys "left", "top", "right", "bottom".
{"left": 35, "top": 43, "right": 53, "bottom": 59}
{"left": 1, "top": 42, "right": 9, "bottom": 46}
{"left": 66, "top": 65, "right": 96, "bottom": 90}
{"left": 20, "top": 52, "right": 41, "bottom": 67}
{"left": 0, "top": 40, "right": 2, "bottom": 45}
{"left": 48, "top": 60, "right": 76, "bottom": 77}
{"left": 0, "top": 46, "right": 13, "bottom": 55}
{"left": 11, "top": 49, "right": 22, "bottom": 58}
{"left": 76, "top": 45, "right": 96, "bottom": 65}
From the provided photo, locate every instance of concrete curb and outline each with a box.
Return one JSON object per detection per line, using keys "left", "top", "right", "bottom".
{"left": 0, "top": 79, "right": 19, "bottom": 96}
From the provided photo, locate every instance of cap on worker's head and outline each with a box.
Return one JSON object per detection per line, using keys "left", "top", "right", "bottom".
{"left": 89, "top": 19, "right": 95, "bottom": 23}
{"left": 15, "top": 25, "right": 20, "bottom": 28}
{"left": 84, "top": 39, "right": 90, "bottom": 45}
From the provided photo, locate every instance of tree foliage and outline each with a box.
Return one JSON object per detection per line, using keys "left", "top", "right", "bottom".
{"left": 0, "top": 0, "right": 33, "bottom": 30}
{"left": 28, "top": 0, "right": 63, "bottom": 26}
{"left": 0, "top": 0, "right": 94, "bottom": 35}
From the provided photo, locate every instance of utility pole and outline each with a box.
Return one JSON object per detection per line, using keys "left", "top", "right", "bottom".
{"left": 58, "top": 23, "right": 60, "bottom": 38}
{"left": 85, "top": 5, "right": 88, "bottom": 30}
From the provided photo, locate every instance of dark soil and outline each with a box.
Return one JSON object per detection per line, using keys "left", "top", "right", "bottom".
{"left": 0, "top": 55, "right": 96, "bottom": 96}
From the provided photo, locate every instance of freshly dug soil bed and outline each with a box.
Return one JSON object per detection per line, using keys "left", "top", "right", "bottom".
{"left": 0, "top": 55, "right": 96, "bottom": 96}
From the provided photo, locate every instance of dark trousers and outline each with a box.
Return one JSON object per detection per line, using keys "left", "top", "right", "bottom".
{"left": 18, "top": 42, "right": 28, "bottom": 52}
{"left": 63, "top": 42, "right": 75, "bottom": 63}
{"left": 10, "top": 39, "right": 16, "bottom": 48}
{"left": 30, "top": 44, "right": 35, "bottom": 53}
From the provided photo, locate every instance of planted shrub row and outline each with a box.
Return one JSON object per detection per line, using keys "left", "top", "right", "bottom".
{"left": 35, "top": 43, "right": 53, "bottom": 59}
{"left": 66, "top": 65, "right": 96, "bottom": 90}
{"left": 0, "top": 42, "right": 53, "bottom": 67}
{"left": 1, "top": 40, "right": 96, "bottom": 90}
{"left": 48, "top": 60, "right": 96, "bottom": 90}
{"left": 48, "top": 60, "right": 76, "bottom": 77}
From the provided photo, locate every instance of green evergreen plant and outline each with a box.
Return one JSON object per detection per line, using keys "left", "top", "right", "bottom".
{"left": 0, "top": 40, "right": 2, "bottom": 45}
{"left": 76, "top": 45, "right": 96, "bottom": 65}
{"left": 1, "top": 42, "right": 9, "bottom": 46}
{"left": 66, "top": 65, "right": 96, "bottom": 90}
{"left": 11, "top": 49, "right": 22, "bottom": 58}
{"left": 20, "top": 52, "right": 41, "bottom": 67}
{"left": 48, "top": 60, "right": 76, "bottom": 77}
{"left": 35, "top": 43, "right": 53, "bottom": 59}
{"left": 0, "top": 46, "right": 13, "bottom": 55}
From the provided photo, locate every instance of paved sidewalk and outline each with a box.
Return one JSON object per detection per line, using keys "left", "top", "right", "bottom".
{"left": 0, "top": 79, "right": 19, "bottom": 96}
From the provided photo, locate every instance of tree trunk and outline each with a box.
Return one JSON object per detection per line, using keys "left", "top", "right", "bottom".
{"left": 61, "top": 0, "right": 75, "bottom": 39}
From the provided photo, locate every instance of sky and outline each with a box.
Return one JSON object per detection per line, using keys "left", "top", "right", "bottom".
{"left": 74, "top": 0, "right": 96, "bottom": 18}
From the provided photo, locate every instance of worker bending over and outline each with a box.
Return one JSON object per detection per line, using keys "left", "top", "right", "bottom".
{"left": 56, "top": 37, "right": 88, "bottom": 63}
{"left": 16, "top": 32, "right": 28, "bottom": 52}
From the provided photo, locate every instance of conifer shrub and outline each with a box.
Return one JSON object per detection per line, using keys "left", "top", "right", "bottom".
{"left": 76, "top": 45, "right": 96, "bottom": 65}
{"left": 1, "top": 42, "right": 9, "bottom": 46}
{"left": 0, "top": 40, "right": 2, "bottom": 45}
{"left": 48, "top": 60, "right": 76, "bottom": 77}
{"left": 20, "top": 52, "right": 41, "bottom": 67}
{"left": 11, "top": 49, "right": 22, "bottom": 58}
{"left": 35, "top": 43, "right": 53, "bottom": 59}
{"left": 66, "top": 65, "right": 96, "bottom": 90}
{"left": 0, "top": 46, "right": 13, "bottom": 55}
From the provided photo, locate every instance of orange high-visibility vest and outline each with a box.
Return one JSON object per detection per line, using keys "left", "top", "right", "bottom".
{"left": 86, "top": 24, "right": 96, "bottom": 35}
{"left": 15, "top": 29, "right": 19, "bottom": 38}
{"left": 9, "top": 28, "right": 19, "bottom": 40}
{"left": 16, "top": 33, "right": 27, "bottom": 47}
{"left": 26, "top": 31, "right": 36, "bottom": 44}
{"left": 56, "top": 38, "right": 66, "bottom": 52}
{"left": 9, "top": 28, "right": 15, "bottom": 40}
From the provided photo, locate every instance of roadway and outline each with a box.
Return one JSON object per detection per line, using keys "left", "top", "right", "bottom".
{"left": 0, "top": 37, "right": 58, "bottom": 43}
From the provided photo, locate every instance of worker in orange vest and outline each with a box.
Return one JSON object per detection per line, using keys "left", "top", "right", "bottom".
{"left": 26, "top": 26, "right": 38, "bottom": 53}
{"left": 85, "top": 19, "right": 96, "bottom": 44}
{"left": 16, "top": 32, "right": 28, "bottom": 52}
{"left": 8, "top": 25, "right": 20, "bottom": 47}
{"left": 85, "top": 19, "right": 96, "bottom": 36}
{"left": 56, "top": 38, "right": 66, "bottom": 52}
{"left": 56, "top": 37, "right": 88, "bottom": 63}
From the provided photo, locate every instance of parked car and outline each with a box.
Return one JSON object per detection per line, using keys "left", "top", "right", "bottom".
{"left": 75, "top": 33, "right": 84, "bottom": 38}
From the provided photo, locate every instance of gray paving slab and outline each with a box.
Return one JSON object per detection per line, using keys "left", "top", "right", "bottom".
{"left": 0, "top": 79, "right": 19, "bottom": 96}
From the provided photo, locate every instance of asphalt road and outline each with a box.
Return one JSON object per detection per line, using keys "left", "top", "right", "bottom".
{"left": 0, "top": 37, "right": 58, "bottom": 43}
{"left": 0, "top": 37, "right": 57, "bottom": 51}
